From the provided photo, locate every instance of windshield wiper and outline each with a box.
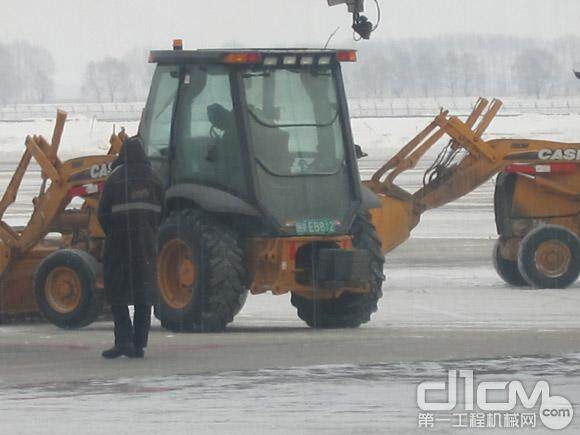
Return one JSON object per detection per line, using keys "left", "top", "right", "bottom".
{"left": 242, "top": 72, "right": 271, "bottom": 78}
{"left": 248, "top": 108, "right": 339, "bottom": 128}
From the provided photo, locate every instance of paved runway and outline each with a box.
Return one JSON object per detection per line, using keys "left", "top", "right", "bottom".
{"left": 1, "top": 239, "right": 578, "bottom": 388}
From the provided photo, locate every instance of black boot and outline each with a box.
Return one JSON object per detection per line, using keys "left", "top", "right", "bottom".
{"left": 130, "top": 347, "right": 145, "bottom": 358}
{"left": 101, "top": 346, "right": 135, "bottom": 359}
{"left": 132, "top": 305, "right": 151, "bottom": 359}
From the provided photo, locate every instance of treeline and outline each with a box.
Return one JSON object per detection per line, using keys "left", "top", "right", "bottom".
{"left": 80, "top": 47, "right": 154, "bottom": 103}
{"left": 0, "top": 41, "right": 55, "bottom": 104}
{"left": 342, "top": 35, "right": 580, "bottom": 99}
{"left": 3, "top": 35, "right": 580, "bottom": 104}
{"left": 0, "top": 43, "right": 153, "bottom": 104}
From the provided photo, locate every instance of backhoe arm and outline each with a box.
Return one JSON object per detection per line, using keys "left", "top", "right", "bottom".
{"left": 364, "top": 98, "right": 580, "bottom": 254}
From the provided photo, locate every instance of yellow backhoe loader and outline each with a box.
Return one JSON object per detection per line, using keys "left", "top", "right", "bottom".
{"left": 365, "top": 97, "right": 579, "bottom": 289}
{"left": 0, "top": 112, "right": 124, "bottom": 327}
{"left": 0, "top": 46, "right": 577, "bottom": 331}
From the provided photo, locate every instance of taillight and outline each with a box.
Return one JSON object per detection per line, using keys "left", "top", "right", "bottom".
{"left": 548, "top": 163, "right": 577, "bottom": 174}
{"left": 67, "top": 183, "right": 104, "bottom": 198}
{"left": 505, "top": 164, "right": 535, "bottom": 175}
{"left": 337, "top": 50, "right": 357, "bottom": 62}
{"left": 288, "top": 242, "right": 297, "bottom": 261}
{"left": 505, "top": 163, "right": 577, "bottom": 175}
{"left": 223, "top": 52, "right": 261, "bottom": 64}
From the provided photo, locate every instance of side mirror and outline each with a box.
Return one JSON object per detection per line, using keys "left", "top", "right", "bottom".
{"left": 355, "top": 144, "right": 367, "bottom": 159}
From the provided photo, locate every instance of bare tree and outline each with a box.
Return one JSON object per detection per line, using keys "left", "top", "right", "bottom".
{"left": 7, "top": 41, "right": 55, "bottom": 103}
{"left": 513, "top": 48, "right": 558, "bottom": 98}
{"left": 389, "top": 47, "right": 413, "bottom": 98}
{"left": 124, "top": 46, "right": 155, "bottom": 100}
{"left": 0, "top": 43, "right": 17, "bottom": 105}
{"left": 443, "top": 50, "right": 460, "bottom": 97}
{"left": 415, "top": 48, "right": 444, "bottom": 97}
{"left": 82, "top": 57, "right": 134, "bottom": 102}
{"left": 82, "top": 62, "right": 102, "bottom": 102}
{"left": 458, "top": 52, "right": 484, "bottom": 97}
{"left": 29, "top": 45, "right": 55, "bottom": 102}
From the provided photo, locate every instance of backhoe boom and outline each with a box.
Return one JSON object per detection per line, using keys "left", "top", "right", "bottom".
{"left": 365, "top": 98, "right": 580, "bottom": 254}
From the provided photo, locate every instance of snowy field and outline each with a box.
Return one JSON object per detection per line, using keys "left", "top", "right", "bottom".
{"left": 2, "top": 110, "right": 580, "bottom": 233}
{"left": 0, "top": 113, "right": 579, "bottom": 434}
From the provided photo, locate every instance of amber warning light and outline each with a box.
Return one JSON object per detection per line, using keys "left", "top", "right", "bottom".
{"left": 337, "top": 50, "right": 357, "bottom": 62}
{"left": 223, "top": 52, "right": 262, "bottom": 64}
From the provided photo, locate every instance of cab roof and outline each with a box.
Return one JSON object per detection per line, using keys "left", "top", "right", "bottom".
{"left": 148, "top": 48, "right": 356, "bottom": 65}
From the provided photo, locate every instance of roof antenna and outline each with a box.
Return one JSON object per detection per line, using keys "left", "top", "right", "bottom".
{"left": 324, "top": 27, "right": 340, "bottom": 49}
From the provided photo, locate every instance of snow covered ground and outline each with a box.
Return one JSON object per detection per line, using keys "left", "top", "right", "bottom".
{"left": 0, "top": 113, "right": 579, "bottom": 434}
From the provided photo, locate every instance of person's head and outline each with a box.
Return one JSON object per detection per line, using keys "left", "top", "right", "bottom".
{"left": 207, "top": 103, "right": 234, "bottom": 131}
{"left": 112, "top": 136, "right": 150, "bottom": 169}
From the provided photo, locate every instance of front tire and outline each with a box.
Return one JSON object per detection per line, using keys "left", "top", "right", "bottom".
{"left": 492, "top": 238, "right": 528, "bottom": 287}
{"left": 291, "top": 214, "right": 385, "bottom": 328}
{"left": 34, "top": 249, "right": 103, "bottom": 329}
{"left": 517, "top": 225, "right": 580, "bottom": 289}
{"left": 156, "top": 210, "right": 247, "bottom": 332}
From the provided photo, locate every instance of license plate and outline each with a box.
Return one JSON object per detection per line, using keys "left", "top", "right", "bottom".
{"left": 295, "top": 218, "right": 336, "bottom": 235}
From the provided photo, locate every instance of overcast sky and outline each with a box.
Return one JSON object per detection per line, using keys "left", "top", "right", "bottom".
{"left": 2, "top": 0, "right": 580, "bottom": 97}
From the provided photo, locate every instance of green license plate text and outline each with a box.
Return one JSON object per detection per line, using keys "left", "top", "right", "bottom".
{"left": 295, "top": 218, "right": 336, "bottom": 235}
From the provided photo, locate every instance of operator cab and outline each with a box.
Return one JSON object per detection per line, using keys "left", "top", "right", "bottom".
{"left": 140, "top": 44, "right": 363, "bottom": 236}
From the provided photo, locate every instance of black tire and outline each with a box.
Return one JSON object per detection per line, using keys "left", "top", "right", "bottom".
{"left": 492, "top": 238, "right": 528, "bottom": 287}
{"left": 291, "top": 214, "right": 385, "bottom": 328}
{"left": 156, "top": 209, "right": 247, "bottom": 332}
{"left": 34, "top": 249, "right": 103, "bottom": 329}
{"left": 517, "top": 225, "right": 580, "bottom": 289}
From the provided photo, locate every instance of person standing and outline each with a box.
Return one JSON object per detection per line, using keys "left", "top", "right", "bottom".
{"left": 98, "top": 136, "right": 163, "bottom": 359}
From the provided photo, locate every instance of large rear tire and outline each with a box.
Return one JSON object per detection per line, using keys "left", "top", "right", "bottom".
{"left": 34, "top": 249, "right": 103, "bottom": 329}
{"left": 156, "top": 209, "right": 247, "bottom": 332}
{"left": 517, "top": 225, "right": 580, "bottom": 289}
{"left": 291, "top": 214, "right": 385, "bottom": 328}
{"left": 492, "top": 238, "right": 528, "bottom": 287}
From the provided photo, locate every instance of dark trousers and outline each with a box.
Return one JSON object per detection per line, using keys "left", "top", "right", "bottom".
{"left": 111, "top": 304, "right": 152, "bottom": 349}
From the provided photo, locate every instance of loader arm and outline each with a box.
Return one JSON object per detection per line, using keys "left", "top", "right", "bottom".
{"left": 365, "top": 98, "right": 580, "bottom": 254}
{"left": 0, "top": 114, "right": 123, "bottom": 275}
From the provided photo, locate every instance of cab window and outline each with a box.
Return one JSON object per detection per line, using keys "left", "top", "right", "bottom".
{"left": 173, "top": 66, "right": 246, "bottom": 195}
{"left": 139, "top": 65, "right": 180, "bottom": 183}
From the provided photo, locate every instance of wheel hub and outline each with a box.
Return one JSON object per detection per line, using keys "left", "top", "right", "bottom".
{"left": 534, "top": 240, "right": 572, "bottom": 278}
{"left": 158, "top": 239, "right": 197, "bottom": 310}
{"left": 44, "top": 267, "right": 82, "bottom": 314}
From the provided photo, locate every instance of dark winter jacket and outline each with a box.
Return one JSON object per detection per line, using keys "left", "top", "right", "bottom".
{"left": 97, "top": 136, "right": 164, "bottom": 306}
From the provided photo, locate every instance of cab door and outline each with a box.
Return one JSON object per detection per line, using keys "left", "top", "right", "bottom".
{"left": 139, "top": 65, "right": 180, "bottom": 186}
